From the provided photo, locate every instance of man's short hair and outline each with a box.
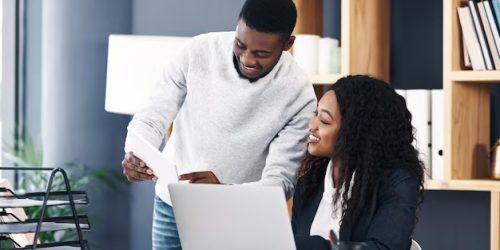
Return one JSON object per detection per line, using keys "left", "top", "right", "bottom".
{"left": 238, "top": 0, "right": 297, "bottom": 39}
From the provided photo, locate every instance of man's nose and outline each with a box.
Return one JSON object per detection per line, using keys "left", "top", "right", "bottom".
{"left": 240, "top": 51, "right": 257, "bottom": 67}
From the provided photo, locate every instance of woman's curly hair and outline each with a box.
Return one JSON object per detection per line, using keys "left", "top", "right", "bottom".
{"left": 298, "top": 75, "right": 425, "bottom": 224}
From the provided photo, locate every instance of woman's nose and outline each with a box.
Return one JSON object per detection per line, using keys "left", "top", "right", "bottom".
{"left": 308, "top": 117, "right": 318, "bottom": 131}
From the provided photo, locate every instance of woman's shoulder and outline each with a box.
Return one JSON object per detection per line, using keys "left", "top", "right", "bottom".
{"left": 379, "top": 167, "right": 421, "bottom": 196}
{"left": 384, "top": 167, "right": 418, "bottom": 181}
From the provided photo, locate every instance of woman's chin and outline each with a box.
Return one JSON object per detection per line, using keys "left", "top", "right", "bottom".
{"left": 307, "top": 146, "right": 320, "bottom": 156}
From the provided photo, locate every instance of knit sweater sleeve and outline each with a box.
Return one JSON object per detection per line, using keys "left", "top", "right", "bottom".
{"left": 243, "top": 83, "right": 316, "bottom": 199}
{"left": 124, "top": 41, "right": 190, "bottom": 151}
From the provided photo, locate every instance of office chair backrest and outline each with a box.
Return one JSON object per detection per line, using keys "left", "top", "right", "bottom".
{"left": 411, "top": 239, "right": 422, "bottom": 250}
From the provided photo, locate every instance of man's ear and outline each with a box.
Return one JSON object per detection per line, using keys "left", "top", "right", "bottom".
{"left": 283, "top": 35, "right": 295, "bottom": 51}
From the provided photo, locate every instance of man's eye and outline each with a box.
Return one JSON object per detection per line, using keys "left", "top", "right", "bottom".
{"left": 255, "top": 53, "right": 270, "bottom": 58}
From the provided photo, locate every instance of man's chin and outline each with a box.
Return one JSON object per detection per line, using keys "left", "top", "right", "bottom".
{"left": 242, "top": 73, "right": 261, "bottom": 80}
{"left": 239, "top": 67, "right": 262, "bottom": 80}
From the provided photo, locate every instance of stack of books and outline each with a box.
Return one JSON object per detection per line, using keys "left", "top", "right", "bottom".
{"left": 457, "top": 0, "right": 500, "bottom": 70}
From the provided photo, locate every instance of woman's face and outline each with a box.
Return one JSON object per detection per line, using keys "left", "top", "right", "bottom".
{"left": 307, "top": 90, "right": 342, "bottom": 157}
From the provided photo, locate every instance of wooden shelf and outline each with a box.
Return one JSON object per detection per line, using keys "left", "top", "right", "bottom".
{"left": 425, "top": 179, "right": 500, "bottom": 192}
{"left": 444, "top": 0, "right": 500, "bottom": 248}
{"left": 310, "top": 74, "right": 343, "bottom": 84}
{"left": 295, "top": 0, "right": 389, "bottom": 87}
{"left": 448, "top": 70, "right": 500, "bottom": 82}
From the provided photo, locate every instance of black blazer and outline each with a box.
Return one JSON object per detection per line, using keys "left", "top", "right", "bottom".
{"left": 291, "top": 168, "right": 420, "bottom": 250}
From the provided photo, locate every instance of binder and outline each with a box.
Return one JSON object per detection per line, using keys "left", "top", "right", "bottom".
{"left": 395, "top": 89, "right": 407, "bottom": 99}
{"left": 406, "top": 90, "right": 432, "bottom": 179}
{"left": 431, "top": 90, "right": 444, "bottom": 180}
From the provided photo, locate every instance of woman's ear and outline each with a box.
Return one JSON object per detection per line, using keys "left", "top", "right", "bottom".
{"left": 283, "top": 35, "right": 295, "bottom": 51}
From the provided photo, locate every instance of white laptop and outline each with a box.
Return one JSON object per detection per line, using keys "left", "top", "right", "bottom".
{"left": 168, "top": 183, "right": 296, "bottom": 250}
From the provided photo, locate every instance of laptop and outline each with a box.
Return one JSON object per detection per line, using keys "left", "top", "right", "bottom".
{"left": 168, "top": 183, "right": 296, "bottom": 250}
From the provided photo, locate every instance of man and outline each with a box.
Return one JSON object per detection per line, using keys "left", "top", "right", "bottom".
{"left": 122, "top": 0, "right": 316, "bottom": 249}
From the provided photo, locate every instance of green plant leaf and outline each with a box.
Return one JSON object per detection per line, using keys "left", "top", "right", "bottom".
{"left": 4, "top": 128, "right": 125, "bottom": 243}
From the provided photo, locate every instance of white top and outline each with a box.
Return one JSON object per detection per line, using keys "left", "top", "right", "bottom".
{"left": 310, "top": 161, "right": 354, "bottom": 240}
{"left": 125, "top": 31, "right": 317, "bottom": 204}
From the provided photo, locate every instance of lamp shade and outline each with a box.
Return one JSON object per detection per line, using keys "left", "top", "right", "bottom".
{"left": 105, "top": 35, "right": 189, "bottom": 115}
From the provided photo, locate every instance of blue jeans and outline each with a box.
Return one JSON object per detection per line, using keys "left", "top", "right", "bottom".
{"left": 152, "top": 196, "right": 181, "bottom": 250}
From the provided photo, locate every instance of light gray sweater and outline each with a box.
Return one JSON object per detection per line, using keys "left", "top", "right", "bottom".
{"left": 125, "top": 31, "right": 316, "bottom": 203}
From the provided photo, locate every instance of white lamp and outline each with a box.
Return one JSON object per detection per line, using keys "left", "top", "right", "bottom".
{"left": 105, "top": 34, "right": 189, "bottom": 115}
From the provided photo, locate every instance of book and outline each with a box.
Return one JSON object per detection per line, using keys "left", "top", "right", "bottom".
{"left": 458, "top": 6, "right": 486, "bottom": 70}
{"left": 483, "top": 0, "right": 500, "bottom": 58}
{"left": 469, "top": 0, "right": 494, "bottom": 70}
{"left": 478, "top": 0, "right": 500, "bottom": 69}
{"left": 464, "top": 38, "right": 472, "bottom": 68}
{"left": 492, "top": 0, "right": 500, "bottom": 32}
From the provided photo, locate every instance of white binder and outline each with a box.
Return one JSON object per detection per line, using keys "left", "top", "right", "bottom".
{"left": 431, "top": 89, "right": 444, "bottom": 180}
{"left": 406, "top": 90, "right": 432, "bottom": 179}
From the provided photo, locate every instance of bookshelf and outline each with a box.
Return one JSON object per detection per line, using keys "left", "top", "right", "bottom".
{"left": 444, "top": 0, "right": 500, "bottom": 249}
{"left": 294, "top": 0, "right": 390, "bottom": 85}
{"left": 289, "top": 0, "right": 390, "bottom": 216}
{"left": 310, "top": 73, "right": 343, "bottom": 85}
{"left": 295, "top": 0, "right": 500, "bottom": 249}
{"left": 450, "top": 70, "right": 500, "bottom": 81}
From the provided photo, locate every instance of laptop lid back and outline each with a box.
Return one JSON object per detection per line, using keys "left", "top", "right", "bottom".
{"left": 168, "top": 183, "right": 296, "bottom": 250}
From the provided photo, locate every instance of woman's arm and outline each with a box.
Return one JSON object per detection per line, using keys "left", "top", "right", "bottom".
{"left": 294, "top": 235, "right": 331, "bottom": 250}
{"left": 364, "top": 169, "right": 420, "bottom": 250}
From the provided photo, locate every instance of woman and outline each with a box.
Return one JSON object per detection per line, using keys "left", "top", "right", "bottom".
{"left": 292, "top": 75, "right": 424, "bottom": 250}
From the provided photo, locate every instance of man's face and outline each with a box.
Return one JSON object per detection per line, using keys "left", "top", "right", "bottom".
{"left": 233, "top": 20, "right": 294, "bottom": 80}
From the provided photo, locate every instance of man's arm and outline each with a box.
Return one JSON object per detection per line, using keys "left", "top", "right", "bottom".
{"left": 122, "top": 43, "right": 190, "bottom": 182}
{"left": 244, "top": 90, "right": 316, "bottom": 198}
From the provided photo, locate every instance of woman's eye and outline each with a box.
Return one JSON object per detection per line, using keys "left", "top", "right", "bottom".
{"left": 320, "top": 120, "right": 330, "bottom": 125}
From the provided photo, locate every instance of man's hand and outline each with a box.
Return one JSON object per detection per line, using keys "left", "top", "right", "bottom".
{"left": 179, "top": 171, "right": 221, "bottom": 184}
{"left": 122, "top": 152, "right": 156, "bottom": 182}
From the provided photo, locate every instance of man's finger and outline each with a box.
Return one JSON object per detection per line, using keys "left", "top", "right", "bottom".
{"left": 133, "top": 164, "right": 150, "bottom": 174}
{"left": 190, "top": 177, "right": 208, "bottom": 183}
{"left": 180, "top": 171, "right": 213, "bottom": 180}
{"left": 126, "top": 152, "right": 146, "bottom": 167}
{"left": 126, "top": 169, "right": 154, "bottom": 181}
{"left": 124, "top": 154, "right": 140, "bottom": 169}
{"left": 179, "top": 173, "right": 197, "bottom": 180}
{"left": 124, "top": 161, "right": 150, "bottom": 174}
{"left": 125, "top": 152, "right": 137, "bottom": 163}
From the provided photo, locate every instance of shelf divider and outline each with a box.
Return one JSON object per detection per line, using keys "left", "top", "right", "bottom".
{"left": 491, "top": 192, "right": 499, "bottom": 250}
{"left": 425, "top": 179, "right": 500, "bottom": 192}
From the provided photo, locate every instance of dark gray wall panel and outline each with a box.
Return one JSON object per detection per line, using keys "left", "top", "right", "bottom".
{"left": 41, "top": 0, "right": 132, "bottom": 249}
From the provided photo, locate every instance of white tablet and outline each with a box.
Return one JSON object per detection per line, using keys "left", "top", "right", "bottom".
{"left": 127, "top": 130, "right": 179, "bottom": 184}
